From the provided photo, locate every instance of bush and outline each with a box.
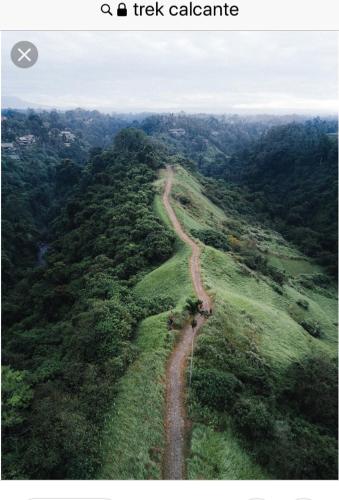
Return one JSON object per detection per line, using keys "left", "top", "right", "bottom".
{"left": 242, "top": 250, "right": 286, "bottom": 285}
{"left": 231, "top": 397, "right": 274, "bottom": 440}
{"left": 242, "top": 253, "right": 267, "bottom": 272}
{"left": 272, "top": 418, "right": 338, "bottom": 479}
{"left": 296, "top": 298, "right": 309, "bottom": 309}
{"left": 266, "top": 266, "right": 286, "bottom": 285}
{"left": 191, "top": 368, "right": 242, "bottom": 411}
{"left": 191, "top": 229, "right": 229, "bottom": 251}
{"left": 299, "top": 320, "right": 323, "bottom": 338}
{"left": 139, "top": 295, "right": 175, "bottom": 316}
{"left": 283, "top": 354, "right": 338, "bottom": 434}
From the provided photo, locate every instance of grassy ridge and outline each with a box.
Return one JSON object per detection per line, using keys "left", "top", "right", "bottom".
{"left": 99, "top": 313, "right": 172, "bottom": 479}
{"left": 100, "top": 164, "right": 337, "bottom": 479}
{"left": 187, "top": 424, "right": 269, "bottom": 480}
{"left": 100, "top": 179, "right": 194, "bottom": 478}
{"left": 168, "top": 165, "right": 337, "bottom": 479}
{"left": 170, "top": 165, "right": 337, "bottom": 366}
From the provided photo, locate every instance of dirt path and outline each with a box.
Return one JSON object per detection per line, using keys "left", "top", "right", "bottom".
{"left": 163, "top": 165, "right": 211, "bottom": 480}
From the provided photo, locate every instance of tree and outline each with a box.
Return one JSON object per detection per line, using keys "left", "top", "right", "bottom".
{"left": 184, "top": 297, "right": 203, "bottom": 317}
{"left": 2, "top": 366, "right": 32, "bottom": 428}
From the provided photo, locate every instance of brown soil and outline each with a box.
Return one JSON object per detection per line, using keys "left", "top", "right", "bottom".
{"left": 162, "top": 165, "right": 211, "bottom": 480}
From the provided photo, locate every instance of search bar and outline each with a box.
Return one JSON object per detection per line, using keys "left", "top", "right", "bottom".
{"left": 0, "top": 0, "right": 338, "bottom": 30}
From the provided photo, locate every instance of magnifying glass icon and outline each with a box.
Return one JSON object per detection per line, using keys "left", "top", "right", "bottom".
{"left": 101, "top": 3, "right": 113, "bottom": 15}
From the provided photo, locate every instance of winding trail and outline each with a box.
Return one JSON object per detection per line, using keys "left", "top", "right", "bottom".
{"left": 163, "top": 166, "right": 211, "bottom": 480}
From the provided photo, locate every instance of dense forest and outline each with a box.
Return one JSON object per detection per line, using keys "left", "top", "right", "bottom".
{"left": 2, "top": 126, "right": 174, "bottom": 478}
{"left": 237, "top": 120, "right": 338, "bottom": 275}
{"left": 1, "top": 109, "right": 338, "bottom": 479}
{"left": 143, "top": 114, "right": 338, "bottom": 275}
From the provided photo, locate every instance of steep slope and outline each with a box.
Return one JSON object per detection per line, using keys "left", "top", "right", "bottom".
{"left": 237, "top": 120, "right": 338, "bottom": 275}
{"left": 100, "top": 162, "right": 337, "bottom": 480}
{"left": 163, "top": 166, "right": 211, "bottom": 479}
{"left": 168, "top": 166, "right": 337, "bottom": 479}
{"left": 2, "top": 129, "right": 175, "bottom": 479}
{"left": 100, "top": 165, "right": 240, "bottom": 479}
{"left": 99, "top": 177, "right": 194, "bottom": 479}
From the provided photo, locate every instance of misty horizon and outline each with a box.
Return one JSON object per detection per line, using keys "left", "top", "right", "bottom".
{"left": 2, "top": 96, "right": 338, "bottom": 119}
{"left": 2, "top": 31, "right": 338, "bottom": 115}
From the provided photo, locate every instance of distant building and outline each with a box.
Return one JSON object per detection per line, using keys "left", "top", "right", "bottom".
{"left": 60, "top": 130, "right": 76, "bottom": 142}
{"left": 1, "top": 142, "right": 15, "bottom": 150}
{"left": 169, "top": 128, "right": 186, "bottom": 137}
{"left": 17, "top": 134, "right": 36, "bottom": 146}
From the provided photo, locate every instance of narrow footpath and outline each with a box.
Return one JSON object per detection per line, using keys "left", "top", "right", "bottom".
{"left": 163, "top": 165, "right": 211, "bottom": 480}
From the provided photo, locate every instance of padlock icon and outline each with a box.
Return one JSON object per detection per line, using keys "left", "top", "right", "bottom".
{"left": 117, "top": 2, "right": 128, "bottom": 16}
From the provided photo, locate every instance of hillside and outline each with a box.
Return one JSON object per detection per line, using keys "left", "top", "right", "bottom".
{"left": 2, "top": 129, "right": 175, "bottom": 479}
{"left": 168, "top": 165, "right": 337, "bottom": 479}
{"left": 2, "top": 110, "right": 337, "bottom": 480}
{"left": 99, "top": 162, "right": 337, "bottom": 479}
{"left": 144, "top": 116, "right": 338, "bottom": 275}
{"left": 237, "top": 120, "right": 338, "bottom": 275}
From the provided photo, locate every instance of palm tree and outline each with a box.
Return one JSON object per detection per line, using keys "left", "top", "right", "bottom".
{"left": 184, "top": 298, "right": 204, "bottom": 329}
{"left": 184, "top": 298, "right": 203, "bottom": 316}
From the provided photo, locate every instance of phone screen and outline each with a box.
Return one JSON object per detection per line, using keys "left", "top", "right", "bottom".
{"left": 1, "top": 1, "right": 338, "bottom": 499}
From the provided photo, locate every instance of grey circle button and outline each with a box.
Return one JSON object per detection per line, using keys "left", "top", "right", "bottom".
{"left": 11, "top": 41, "right": 38, "bottom": 68}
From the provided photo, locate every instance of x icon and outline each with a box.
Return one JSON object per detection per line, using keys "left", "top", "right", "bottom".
{"left": 17, "top": 47, "right": 32, "bottom": 62}
{"left": 11, "top": 41, "right": 38, "bottom": 68}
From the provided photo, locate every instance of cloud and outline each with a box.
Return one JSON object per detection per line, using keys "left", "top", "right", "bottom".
{"left": 2, "top": 31, "right": 338, "bottom": 113}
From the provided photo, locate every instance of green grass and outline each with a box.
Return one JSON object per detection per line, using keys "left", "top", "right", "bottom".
{"left": 99, "top": 313, "right": 172, "bottom": 479}
{"left": 200, "top": 246, "right": 337, "bottom": 368}
{"left": 267, "top": 254, "right": 322, "bottom": 276}
{"left": 166, "top": 164, "right": 337, "bottom": 479}
{"left": 100, "top": 176, "right": 194, "bottom": 479}
{"left": 100, "top": 164, "right": 337, "bottom": 480}
{"left": 187, "top": 424, "right": 269, "bottom": 480}
{"left": 171, "top": 165, "right": 226, "bottom": 233}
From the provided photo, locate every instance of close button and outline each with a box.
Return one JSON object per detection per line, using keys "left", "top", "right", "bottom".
{"left": 11, "top": 41, "right": 38, "bottom": 68}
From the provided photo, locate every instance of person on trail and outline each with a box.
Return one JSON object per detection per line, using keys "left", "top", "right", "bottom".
{"left": 167, "top": 311, "right": 174, "bottom": 330}
{"left": 191, "top": 318, "right": 197, "bottom": 329}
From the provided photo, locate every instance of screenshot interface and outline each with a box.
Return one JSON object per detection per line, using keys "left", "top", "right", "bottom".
{"left": 0, "top": 1, "right": 338, "bottom": 500}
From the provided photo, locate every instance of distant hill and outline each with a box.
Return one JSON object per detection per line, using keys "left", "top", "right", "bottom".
{"left": 2, "top": 95, "right": 53, "bottom": 110}
{"left": 237, "top": 119, "right": 338, "bottom": 274}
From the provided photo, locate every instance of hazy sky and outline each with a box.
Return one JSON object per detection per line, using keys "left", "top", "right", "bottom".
{"left": 2, "top": 31, "right": 338, "bottom": 114}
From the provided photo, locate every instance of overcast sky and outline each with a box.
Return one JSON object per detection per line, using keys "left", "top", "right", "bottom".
{"left": 2, "top": 31, "right": 338, "bottom": 114}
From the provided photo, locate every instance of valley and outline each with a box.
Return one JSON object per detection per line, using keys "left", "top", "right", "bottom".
{"left": 2, "top": 110, "right": 337, "bottom": 480}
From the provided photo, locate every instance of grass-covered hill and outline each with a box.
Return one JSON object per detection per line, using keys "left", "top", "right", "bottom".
{"left": 167, "top": 165, "right": 338, "bottom": 479}
{"left": 143, "top": 115, "right": 338, "bottom": 276}
{"left": 2, "top": 110, "right": 337, "bottom": 480}
{"left": 98, "top": 163, "right": 337, "bottom": 480}
{"left": 236, "top": 119, "right": 338, "bottom": 276}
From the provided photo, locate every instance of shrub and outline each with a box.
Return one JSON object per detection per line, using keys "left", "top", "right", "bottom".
{"left": 271, "top": 418, "right": 338, "bottom": 479}
{"left": 242, "top": 249, "right": 286, "bottom": 285}
{"left": 282, "top": 354, "right": 338, "bottom": 434}
{"left": 228, "top": 235, "right": 241, "bottom": 251}
{"left": 296, "top": 298, "right": 309, "bottom": 309}
{"left": 231, "top": 397, "right": 274, "bottom": 440}
{"left": 243, "top": 253, "right": 268, "bottom": 273}
{"left": 266, "top": 266, "right": 286, "bottom": 285}
{"left": 191, "top": 368, "right": 242, "bottom": 411}
{"left": 139, "top": 295, "right": 175, "bottom": 316}
{"left": 191, "top": 229, "right": 229, "bottom": 251}
{"left": 299, "top": 320, "right": 323, "bottom": 338}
